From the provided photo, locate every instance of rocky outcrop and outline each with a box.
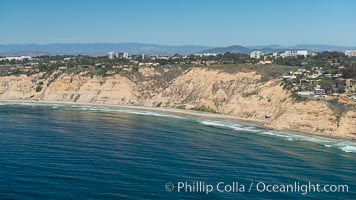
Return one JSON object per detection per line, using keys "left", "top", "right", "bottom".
{"left": 0, "top": 74, "right": 41, "bottom": 99}
{"left": 0, "top": 67, "right": 355, "bottom": 139}
{"left": 267, "top": 101, "right": 353, "bottom": 138}
{"left": 42, "top": 73, "right": 139, "bottom": 104}
{"left": 335, "top": 111, "right": 356, "bottom": 138}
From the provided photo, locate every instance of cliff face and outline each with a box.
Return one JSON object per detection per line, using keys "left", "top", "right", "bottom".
{"left": 147, "top": 68, "right": 291, "bottom": 119}
{"left": 43, "top": 73, "right": 139, "bottom": 104}
{"left": 0, "top": 72, "right": 139, "bottom": 104}
{"left": 0, "top": 67, "right": 355, "bottom": 139}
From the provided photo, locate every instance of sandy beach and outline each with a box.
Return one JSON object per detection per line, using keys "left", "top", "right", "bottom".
{"left": 0, "top": 99, "right": 265, "bottom": 125}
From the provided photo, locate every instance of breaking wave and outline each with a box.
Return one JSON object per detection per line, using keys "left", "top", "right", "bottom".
{"left": 340, "top": 145, "right": 356, "bottom": 153}
{"left": 1, "top": 101, "right": 355, "bottom": 154}
{"left": 199, "top": 120, "right": 356, "bottom": 154}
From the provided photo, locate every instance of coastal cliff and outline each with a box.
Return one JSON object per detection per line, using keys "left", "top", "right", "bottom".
{"left": 0, "top": 67, "right": 355, "bottom": 139}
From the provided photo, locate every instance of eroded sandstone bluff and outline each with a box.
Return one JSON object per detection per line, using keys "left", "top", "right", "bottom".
{"left": 0, "top": 66, "right": 355, "bottom": 139}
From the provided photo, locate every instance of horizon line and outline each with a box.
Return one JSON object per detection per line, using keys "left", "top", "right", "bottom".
{"left": 0, "top": 42, "right": 356, "bottom": 48}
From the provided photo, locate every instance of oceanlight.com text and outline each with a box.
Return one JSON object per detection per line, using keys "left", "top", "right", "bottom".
{"left": 165, "top": 181, "right": 349, "bottom": 195}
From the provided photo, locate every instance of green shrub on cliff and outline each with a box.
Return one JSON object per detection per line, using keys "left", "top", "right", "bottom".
{"left": 35, "top": 81, "right": 44, "bottom": 92}
{"left": 191, "top": 106, "right": 217, "bottom": 113}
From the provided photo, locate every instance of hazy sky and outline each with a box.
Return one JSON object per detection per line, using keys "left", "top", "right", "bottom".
{"left": 0, "top": 0, "right": 355, "bottom": 46}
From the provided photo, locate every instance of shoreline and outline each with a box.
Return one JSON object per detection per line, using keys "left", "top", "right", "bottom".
{"left": 0, "top": 99, "right": 266, "bottom": 125}
{"left": 0, "top": 99, "right": 354, "bottom": 142}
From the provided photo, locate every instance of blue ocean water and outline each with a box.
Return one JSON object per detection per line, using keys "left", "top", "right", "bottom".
{"left": 0, "top": 103, "right": 355, "bottom": 199}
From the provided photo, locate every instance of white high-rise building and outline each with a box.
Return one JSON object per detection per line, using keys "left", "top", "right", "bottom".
{"left": 345, "top": 50, "right": 356, "bottom": 57}
{"left": 296, "top": 50, "right": 308, "bottom": 57}
{"left": 118, "top": 52, "right": 129, "bottom": 59}
{"left": 250, "top": 51, "right": 264, "bottom": 59}
{"left": 108, "top": 52, "right": 115, "bottom": 59}
{"left": 280, "top": 50, "right": 308, "bottom": 58}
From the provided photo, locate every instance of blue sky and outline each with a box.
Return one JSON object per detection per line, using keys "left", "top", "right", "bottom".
{"left": 0, "top": 0, "right": 355, "bottom": 46}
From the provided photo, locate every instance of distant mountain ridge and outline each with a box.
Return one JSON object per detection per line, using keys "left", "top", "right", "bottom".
{"left": 287, "top": 44, "right": 354, "bottom": 52}
{"left": 198, "top": 45, "right": 251, "bottom": 54}
{"left": 201, "top": 44, "right": 356, "bottom": 54}
{"left": 0, "top": 43, "right": 355, "bottom": 56}
{"left": 0, "top": 43, "right": 212, "bottom": 56}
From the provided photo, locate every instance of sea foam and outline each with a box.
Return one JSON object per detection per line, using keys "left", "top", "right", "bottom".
{"left": 340, "top": 145, "right": 356, "bottom": 153}
{"left": 199, "top": 120, "right": 356, "bottom": 154}
{"left": 2, "top": 102, "right": 356, "bottom": 154}
{"left": 68, "top": 105, "right": 187, "bottom": 119}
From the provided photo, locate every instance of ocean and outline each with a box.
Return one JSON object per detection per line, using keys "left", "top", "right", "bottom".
{"left": 0, "top": 103, "right": 355, "bottom": 199}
